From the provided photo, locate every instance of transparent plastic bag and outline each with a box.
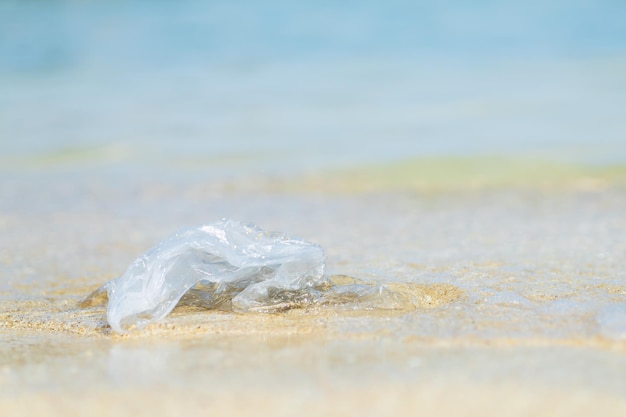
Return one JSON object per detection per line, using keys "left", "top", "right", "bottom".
{"left": 91, "top": 220, "right": 326, "bottom": 333}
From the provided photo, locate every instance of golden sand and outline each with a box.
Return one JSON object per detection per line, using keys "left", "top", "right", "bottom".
{"left": 2, "top": 275, "right": 626, "bottom": 417}
{"left": 2, "top": 166, "right": 626, "bottom": 416}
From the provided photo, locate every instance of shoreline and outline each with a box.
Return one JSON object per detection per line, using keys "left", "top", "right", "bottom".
{"left": 2, "top": 164, "right": 626, "bottom": 416}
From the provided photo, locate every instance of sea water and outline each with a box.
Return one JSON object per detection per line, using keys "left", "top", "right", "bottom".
{"left": 1, "top": 0, "right": 625, "bottom": 169}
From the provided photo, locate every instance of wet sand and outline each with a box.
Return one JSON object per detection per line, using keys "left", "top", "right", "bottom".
{"left": 2, "top": 161, "right": 626, "bottom": 416}
{"left": 2, "top": 332, "right": 626, "bottom": 417}
{"left": 2, "top": 312, "right": 626, "bottom": 416}
{"left": 3, "top": 294, "right": 626, "bottom": 417}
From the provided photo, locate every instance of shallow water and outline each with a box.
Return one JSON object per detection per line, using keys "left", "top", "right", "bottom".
{"left": 1, "top": 169, "right": 625, "bottom": 341}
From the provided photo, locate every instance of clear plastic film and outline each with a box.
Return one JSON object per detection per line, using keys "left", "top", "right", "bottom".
{"left": 82, "top": 220, "right": 460, "bottom": 333}
{"left": 87, "top": 220, "right": 326, "bottom": 333}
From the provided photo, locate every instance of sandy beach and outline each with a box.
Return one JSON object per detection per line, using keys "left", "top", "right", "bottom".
{"left": 2, "top": 163, "right": 626, "bottom": 416}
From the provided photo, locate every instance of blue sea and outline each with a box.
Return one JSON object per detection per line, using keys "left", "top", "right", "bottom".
{"left": 1, "top": 0, "right": 625, "bottom": 175}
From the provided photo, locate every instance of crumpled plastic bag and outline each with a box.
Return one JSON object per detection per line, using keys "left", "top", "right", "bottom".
{"left": 87, "top": 220, "right": 326, "bottom": 333}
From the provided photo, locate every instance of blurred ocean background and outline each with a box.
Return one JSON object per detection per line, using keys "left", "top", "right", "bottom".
{"left": 1, "top": 0, "right": 625, "bottom": 177}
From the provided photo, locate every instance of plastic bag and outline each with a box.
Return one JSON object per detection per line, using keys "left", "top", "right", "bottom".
{"left": 92, "top": 220, "right": 326, "bottom": 333}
